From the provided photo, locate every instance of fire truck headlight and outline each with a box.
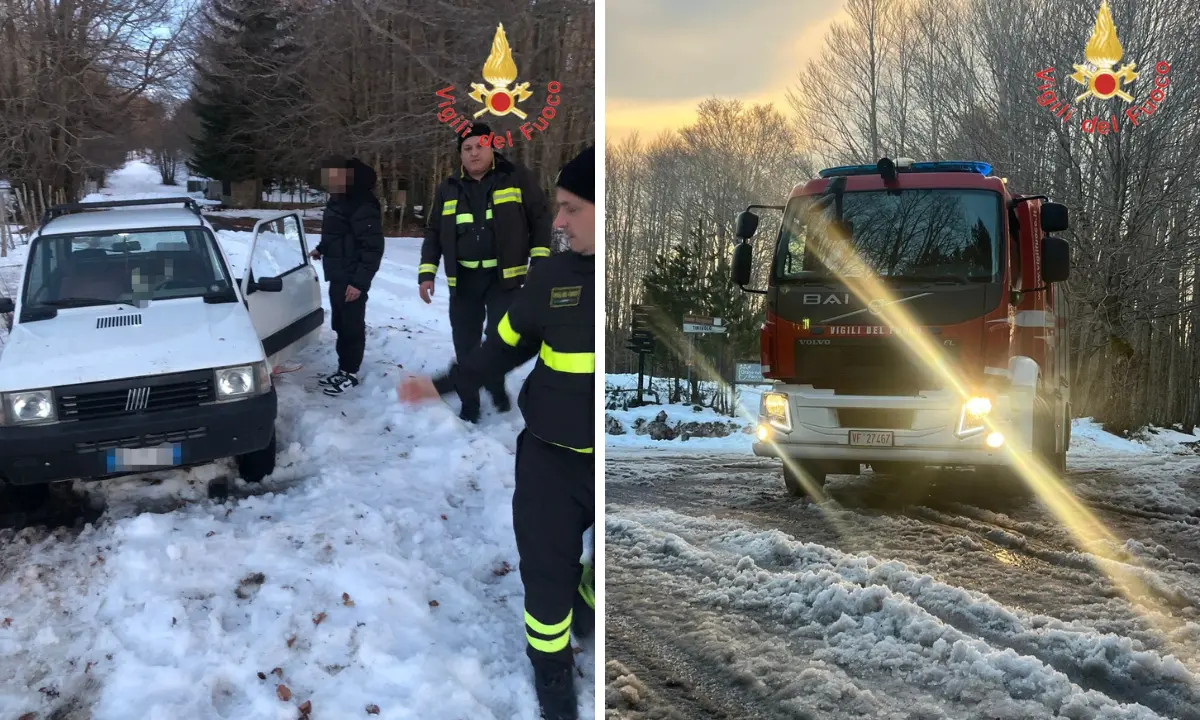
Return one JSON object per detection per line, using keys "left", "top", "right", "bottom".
{"left": 957, "top": 396, "right": 992, "bottom": 437}
{"left": 761, "top": 392, "right": 792, "bottom": 433}
{"left": 964, "top": 396, "right": 992, "bottom": 417}
{"left": 986, "top": 432, "right": 1005, "bottom": 448}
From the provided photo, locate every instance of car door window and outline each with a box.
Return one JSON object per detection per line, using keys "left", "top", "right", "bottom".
{"left": 249, "top": 216, "right": 307, "bottom": 281}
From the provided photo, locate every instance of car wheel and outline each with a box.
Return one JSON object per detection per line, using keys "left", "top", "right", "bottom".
{"left": 1, "top": 482, "right": 50, "bottom": 512}
{"left": 236, "top": 431, "right": 277, "bottom": 483}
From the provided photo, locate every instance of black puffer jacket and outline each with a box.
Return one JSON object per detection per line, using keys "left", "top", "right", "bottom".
{"left": 318, "top": 158, "right": 385, "bottom": 292}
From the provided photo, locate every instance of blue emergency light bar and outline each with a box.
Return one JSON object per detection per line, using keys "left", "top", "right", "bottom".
{"left": 818, "top": 161, "right": 993, "bottom": 178}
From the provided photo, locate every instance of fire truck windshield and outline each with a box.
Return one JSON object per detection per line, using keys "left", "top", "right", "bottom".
{"left": 774, "top": 188, "right": 1004, "bottom": 283}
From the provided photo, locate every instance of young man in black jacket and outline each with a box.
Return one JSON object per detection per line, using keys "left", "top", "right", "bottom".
{"left": 311, "top": 156, "right": 386, "bottom": 396}
{"left": 418, "top": 123, "right": 554, "bottom": 422}
{"left": 397, "top": 146, "right": 595, "bottom": 720}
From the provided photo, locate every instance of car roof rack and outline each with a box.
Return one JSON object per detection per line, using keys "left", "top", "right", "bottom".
{"left": 41, "top": 196, "right": 204, "bottom": 226}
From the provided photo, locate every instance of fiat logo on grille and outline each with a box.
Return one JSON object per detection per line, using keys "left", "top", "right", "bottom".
{"left": 125, "top": 387, "right": 151, "bottom": 412}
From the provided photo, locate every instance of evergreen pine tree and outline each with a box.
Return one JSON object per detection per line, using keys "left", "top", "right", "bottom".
{"left": 188, "top": 0, "right": 299, "bottom": 187}
{"left": 642, "top": 235, "right": 706, "bottom": 403}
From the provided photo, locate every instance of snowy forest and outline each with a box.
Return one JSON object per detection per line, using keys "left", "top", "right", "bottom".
{"left": 606, "top": 0, "right": 1200, "bottom": 433}
{"left": 0, "top": 0, "right": 595, "bottom": 222}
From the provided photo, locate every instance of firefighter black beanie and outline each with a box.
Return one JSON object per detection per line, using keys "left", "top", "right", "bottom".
{"left": 458, "top": 122, "right": 493, "bottom": 150}
{"left": 556, "top": 146, "right": 594, "bottom": 204}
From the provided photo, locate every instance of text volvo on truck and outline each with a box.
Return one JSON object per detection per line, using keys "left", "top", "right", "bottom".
{"left": 731, "top": 158, "right": 1072, "bottom": 497}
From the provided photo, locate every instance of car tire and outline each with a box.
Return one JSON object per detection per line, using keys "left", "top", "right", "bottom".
{"left": 783, "top": 461, "right": 825, "bottom": 498}
{"left": 1, "top": 482, "right": 50, "bottom": 512}
{"left": 236, "top": 431, "right": 277, "bottom": 483}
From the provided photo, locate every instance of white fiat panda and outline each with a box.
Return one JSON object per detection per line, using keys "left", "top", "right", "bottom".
{"left": 0, "top": 197, "right": 323, "bottom": 504}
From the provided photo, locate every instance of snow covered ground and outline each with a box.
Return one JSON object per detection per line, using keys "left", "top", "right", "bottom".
{"left": 605, "top": 373, "right": 1200, "bottom": 718}
{"left": 0, "top": 161, "right": 594, "bottom": 719}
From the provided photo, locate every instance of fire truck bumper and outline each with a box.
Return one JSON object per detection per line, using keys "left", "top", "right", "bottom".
{"left": 749, "top": 380, "right": 1037, "bottom": 468}
{"left": 752, "top": 441, "right": 1010, "bottom": 466}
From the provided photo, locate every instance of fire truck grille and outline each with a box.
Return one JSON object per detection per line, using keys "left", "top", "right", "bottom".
{"left": 793, "top": 339, "right": 960, "bottom": 395}
{"left": 837, "top": 408, "right": 915, "bottom": 429}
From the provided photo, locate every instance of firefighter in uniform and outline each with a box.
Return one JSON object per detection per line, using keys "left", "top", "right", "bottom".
{"left": 397, "top": 146, "right": 595, "bottom": 720}
{"left": 418, "top": 123, "right": 554, "bottom": 423}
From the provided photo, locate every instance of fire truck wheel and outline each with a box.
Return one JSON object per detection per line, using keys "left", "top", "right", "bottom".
{"left": 782, "top": 461, "right": 825, "bottom": 497}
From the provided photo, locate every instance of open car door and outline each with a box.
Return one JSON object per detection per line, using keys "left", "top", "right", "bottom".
{"left": 241, "top": 212, "right": 324, "bottom": 367}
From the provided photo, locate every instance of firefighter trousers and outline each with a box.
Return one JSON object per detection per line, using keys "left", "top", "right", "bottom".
{"left": 513, "top": 430, "right": 596, "bottom": 669}
{"left": 448, "top": 268, "right": 514, "bottom": 410}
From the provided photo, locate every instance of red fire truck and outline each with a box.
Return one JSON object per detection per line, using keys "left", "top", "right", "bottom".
{"left": 731, "top": 158, "right": 1072, "bottom": 497}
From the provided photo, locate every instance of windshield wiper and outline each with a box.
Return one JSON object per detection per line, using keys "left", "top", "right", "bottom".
{"left": 39, "top": 297, "right": 132, "bottom": 309}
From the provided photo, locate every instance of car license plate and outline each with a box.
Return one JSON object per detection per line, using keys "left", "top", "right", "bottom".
{"left": 106, "top": 444, "right": 182, "bottom": 472}
{"left": 849, "top": 430, "right": 894, "bottom": 447}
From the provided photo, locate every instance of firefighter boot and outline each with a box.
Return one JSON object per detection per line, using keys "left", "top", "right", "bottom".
{"left": 533, "top": 661, "right": 578, "bottom": 720}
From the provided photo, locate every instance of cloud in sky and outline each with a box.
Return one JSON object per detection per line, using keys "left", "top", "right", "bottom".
{"left": 606, "top": 0, "right": 848, "bottom": 141}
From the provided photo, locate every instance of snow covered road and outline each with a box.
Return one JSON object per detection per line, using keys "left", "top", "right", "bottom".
{"left": 604, "top": 446, "right": 1200, "bottom": 719}
{"left": 0, "top": 162, "right": 594, "bottom": 720}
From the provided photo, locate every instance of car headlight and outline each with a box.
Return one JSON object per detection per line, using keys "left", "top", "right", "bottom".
{"left": 215, "top": 363, "right": 267, "bottom": 399}
{"left": 957, "top": 395, "right": 992, "bottom": 437}
{"left": 761, "top": 392, "right": 792, "bottom": 433}
{"left": 4, "top": 389, "right": 57, "bottom": 425}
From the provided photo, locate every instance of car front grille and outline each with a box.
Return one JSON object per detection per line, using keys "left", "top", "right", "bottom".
{"left": 57, "top": 371, "right": 215, "bottom": 421}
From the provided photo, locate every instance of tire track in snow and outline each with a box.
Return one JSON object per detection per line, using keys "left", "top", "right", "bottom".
{"left": 608, "top": 506, "right": 1194, "bottom": 719}
{"left": 607, "top": 454, "right": 1200, "bottom": 719}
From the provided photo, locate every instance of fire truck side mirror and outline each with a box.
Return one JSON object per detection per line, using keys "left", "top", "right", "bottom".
{"left": 1042, "top": 236, "right": 1070, "bottom": 283}
{"left": 735, "top": 211, "right": 759, "bottom": 239}
{"left": 1041, "top": 202, "right": 1069, "bottom": 233}
{"left": 732, "top": 242, "right": 753, "bottom": 287}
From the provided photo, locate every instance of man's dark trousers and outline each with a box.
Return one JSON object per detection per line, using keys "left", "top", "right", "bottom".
{"left": 448, "top": 267, "right": 514, "bottom": 412}
{"left": 329, "top": 283, "right": 368, "bottom": 374}
{"left": 513, "top": 430, "right": 595, "bottom": 671}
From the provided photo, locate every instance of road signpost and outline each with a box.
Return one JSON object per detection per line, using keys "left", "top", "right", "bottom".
{"left": 628, "top": 304, "right": 656, "bottom": 405}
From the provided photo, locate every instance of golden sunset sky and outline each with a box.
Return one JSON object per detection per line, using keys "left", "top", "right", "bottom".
{"left": 606, "top": 0, "right": 850, "bottom": 142}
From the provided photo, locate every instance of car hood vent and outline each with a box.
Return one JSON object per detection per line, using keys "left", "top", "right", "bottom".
{"left": 96, "top": 314, "right": 142, "bottom": 329}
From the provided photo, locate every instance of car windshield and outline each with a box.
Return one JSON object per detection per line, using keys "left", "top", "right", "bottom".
{"left": 775, "top": 188, "right": 1004, "bottom": 282}
{"left": 21, "top": 227, "right": 233, "bottom": 308}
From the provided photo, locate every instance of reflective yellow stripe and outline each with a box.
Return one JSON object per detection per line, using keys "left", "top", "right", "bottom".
{"left": 525, "top": 610, "right": 571, "bottom": 636}
{"left": 455, "top": 213, "right": 473, "bottom": 224}
{"left": 541, "top": 436, "right": 593, "bottom": 454}
{"left": 418, "top": 263, "right": 438, "bottom": 274}
{"left": 578, "top": 577, "right": 595, "bottom": 609}
{"left": 539, "top": 343, "right": 594, "bottom": 374}
{"left": 527, "top": 632, "right": 571, "bottom": 653}
{"left": 447, "top": 277, "right": 457, "bottom": 287}
{"left": 458, "top": 259, "right": 497, "bottom": 269}
{"left": 529, "top": 247, "right": 551, "bottom": 258}
{"left": 497, "top": 313, "right": 521, "bottom": 347}
{"left": 502, "top": 265, "right": 528, "bottom": 279}
{"left": 493, "top": 187, "right": 523, "bottom": 204}
{"left": 486, "top": 208, "right": 493, "bottom": 220}
{"left": 442, "top": 200, "right": 457, "bottom": 215}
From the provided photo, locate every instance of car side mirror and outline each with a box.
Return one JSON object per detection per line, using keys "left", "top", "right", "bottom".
{"left": 248, "top": 276, "right": 283, "bottom": 293}
{"left": 732, "top": 242, "right": 753, "bottom": 286}
{"left": 1041, "top": 236, "right": 1070, "bottom": 283}
{"left": 1041, "top": 202, "right": 1069, "bottom": 233}
{"left": 0, "top": 297, "right": 13, "bottom": 314}
{"left": 735, "top": 211, "right": 759, "bottom": 240}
